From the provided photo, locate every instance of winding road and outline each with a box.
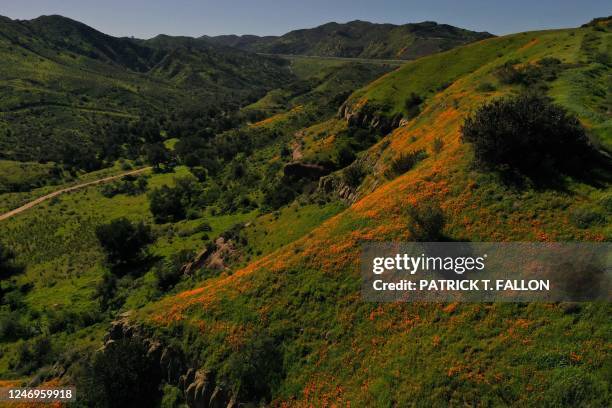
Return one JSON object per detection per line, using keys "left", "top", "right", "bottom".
{"left": 0, "top": 167, "right": 151, "bottom": 222}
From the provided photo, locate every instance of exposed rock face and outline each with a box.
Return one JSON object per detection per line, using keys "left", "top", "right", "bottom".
{"left": 337, "top": 101, "right": 404, "bottom": 134}
{"left": 103, "top": 314, "right": 236, "bottom": 408}
{"left": 317, "top": 144, "right": 382, "bottom": 204}
{"left": 184, "top": 370, "right": 215, "bottom": 408}
{"left": 181, "top": 237, "right": 238, "bottom": 275}
{"left": 318, "top": 174, "right": 358, "bottom": 203}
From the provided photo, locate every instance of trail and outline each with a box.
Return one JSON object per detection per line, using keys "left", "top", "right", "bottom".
{"left": 0, "top": 167, "right": 151, "bottom": 222}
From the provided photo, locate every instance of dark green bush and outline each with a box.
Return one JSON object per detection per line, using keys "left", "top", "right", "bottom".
{"left": 494, "top": 58, "right": 562, "bottom": 86}
{"left": 570, "top": 207, "right": 606, "bottom": 229}
{"left": 0, "top": 243, "right": 22, "bottom": 279}
{"left": 222, "top": 334, "right": 283, "bottom": 401}
{"left": 78, "top": 338, "right": 161, "bottom": 408}
{"left": 385, "top": 149, "right": 427, "bottom": 179}
{"left": 149, "top": 176, "right": 202, "bottom": 223}
{"left": 432, "top": 137, "right": 444, "bottom": 154}
{"left": 100, "top": 175, "right": 148, "bottom": 198}
{"left": 461, "top": 93, "right": 593, "bottom": 178}
{"left": 10, "top": 336, "right": 53, "bottom": 374}
{"left": 149, "top": 185, "right": 187, "bottom": 223}
{"left": 476, "top": 82, "right": 496, "bottom": 92}
{"left": 343, "top": 164, "right": 365, "bottom": 188}
{"left": 95, "top": 218, "right": 153, "bottom": 266}
{"left": 155, "top": 250, "right": 193, "bottom": 290}
{"left": 407, "top": 201, "right": 446, "bottom": 241}
{"left": 404, "top": 92, "right": 424, "bottom": 119}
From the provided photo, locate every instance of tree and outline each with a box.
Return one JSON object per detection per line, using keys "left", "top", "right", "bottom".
{"left": 0, "top": 243, "right": 21, "bottom": 279}
{"left": 149, "top": 176, "right": 201, "bottom": 223}
{"left": 145, "top": 143, "right": 172, "bottom": 170}
{"left": 95, "top": 218, "right": 153, "bottom": 266}
{"left": 461, "top": 93, "right": 593, "bottom": 178}
{"left": 79, "top": 339, "right": 161, "bottom": 408}
{"left": 149, "top": 185, "right": 187, "bottom": 223}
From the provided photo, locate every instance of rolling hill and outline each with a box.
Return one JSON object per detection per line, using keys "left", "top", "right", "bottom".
{"left": 0, "top": 13, "right": 610, "bottom": 408}
{"left": 0, "top": 14, "right": 292, "bottom": 166}
{"left": 128, "top": 19, "right": 610, "bottom": 407}
{"left": 204, "top": 20, "right": 493, "bottom": 60}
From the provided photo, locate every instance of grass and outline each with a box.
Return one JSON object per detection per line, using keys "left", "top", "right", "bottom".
{"left": 130, "top": 23, "right": 611, "bottom": 406}
{"left": 0, "top": 19, "right": 610, "bottom": 406}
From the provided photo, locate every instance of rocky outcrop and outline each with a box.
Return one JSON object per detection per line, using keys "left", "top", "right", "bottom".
{"left": 103, "top": 313, "right": 236, "bottom": 408}
{"left": 317, "top": 141, "right": 384, "bottom": 204}
{"left": 318, "top": 174, "right": 358, "bottom": 203}
{"left": 337, "top": 101, "right": 404, "bottom": 134}
{"left": 181, "top": 237, "right": 239, "bottom": 275}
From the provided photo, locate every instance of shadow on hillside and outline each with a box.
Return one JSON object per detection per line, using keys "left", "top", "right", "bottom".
{"left": 110, "top": 255, "right": 163, "bottom": 277}
{"left": 497, "top": 149, "right": 612, "bottom": 192}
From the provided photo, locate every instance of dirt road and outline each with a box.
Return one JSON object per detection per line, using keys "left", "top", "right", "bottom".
{"left": 0, "top": 167, "right": 151, "bottom": 222}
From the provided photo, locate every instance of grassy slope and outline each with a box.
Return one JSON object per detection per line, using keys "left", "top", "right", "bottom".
{"left": 135, "top": 25, "right": 611, "bottom": 406}
{"left": 0, "top": 163, "right": 345, "bottom": 376}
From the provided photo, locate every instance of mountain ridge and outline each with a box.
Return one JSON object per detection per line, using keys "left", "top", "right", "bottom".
{"left": 202, "top": 19, "right": 494, "bottom": 60}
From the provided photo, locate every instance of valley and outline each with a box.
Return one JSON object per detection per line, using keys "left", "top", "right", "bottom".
{"left": 0, "top": 11, "right": 610, "bottom": 408}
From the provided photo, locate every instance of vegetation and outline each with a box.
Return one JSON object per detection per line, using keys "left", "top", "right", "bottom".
{"left": 0, "top": 242, "right": 20, "bottom": 279}
{"left": 100, "top": 175, "right": 148, "bottom": 198}
{"left": 406, "top": 200, "right": 446, "bottom": 241}
{"left": 77, "top": 338, "right": 161, "bottom": 408}
{"left": 0, "top": 13, "right": 610, "bottom": 408}
{"left": 461, "top": 92, "right": 594, "bottom": 179}
{"left": 385, "top": 149, "right": 428, "bottom": 179}
{"left": 95, "top": 218, "right": 153, "bottom": 267}
{"left": 206, "top": 20, "right": 492, "bottom": 60}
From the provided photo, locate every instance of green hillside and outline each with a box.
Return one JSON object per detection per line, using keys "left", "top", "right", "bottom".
{"left": 133, "top": 21, "right": 610, "bottom": 407}
{"left": 0, "top": 13, "right": 610, "bottom": 408}
{"left": 205, "top": 20, "right": 493, "bottom": 60}
{"left": 0, "top": 15, "right": 292, "bottom": 168}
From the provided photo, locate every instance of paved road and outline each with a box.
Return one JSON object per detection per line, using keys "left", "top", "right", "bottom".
{"left": 0, "top": 167, "right": 151, "bottom": 222}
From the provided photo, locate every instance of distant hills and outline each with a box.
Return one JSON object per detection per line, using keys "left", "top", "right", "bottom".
{"left": 0, "top": 14, "right": 494, "bottom": 166}
{"left": 0, "top": 14, "right": 292, "bottom": 164}
{"left": 203, "top": 20, "right": 494, "bottom": 60}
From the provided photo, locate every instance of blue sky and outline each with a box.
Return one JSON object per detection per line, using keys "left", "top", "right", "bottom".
{"left": 2, "top": 0, "right": 610, "bottom": 38}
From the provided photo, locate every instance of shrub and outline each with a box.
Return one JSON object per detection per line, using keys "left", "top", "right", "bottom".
{"left": 385, "top": 149, "right": 427, "bottom": 179}
{"left": 149, "top": 185, "right": 186, "bottom": 223}
{"left": 407, "top": 201, "right": 445, "bottom": 241}
{"left": 404, "top": 93, "right": 424, "bottom": 119}
{"left": 494, "top": 58, "right": 563, "bottom": 86}
{"left": 154, "top": 250, "right": 193, "bottom": 291}
{"left": 78, "top": 338, "right": 161, "bottom": 408}
{"left": 222, "top": 334, "right": 283, "bottom": 401}
{"left": 95, "top": 218, "right": 153, "bottom": 266}
{"left": 10, "top": 336, "right": 53, "bottom": 374}
{"left": 95, "top": 272, "right": 118, "bottom": 311}
{"left": 570, "top": 207, "right": 606, "bottom": 229}
{"left": 476, "top": 82, "right": 496, "bottom": 92}
{"left": 461, "top": 93, "right": 592, "bottom": 178}
{"left": 149, "top": 176, "right": 201, "bottom": 223}
{"left": 335, "top": 146, "right": 356, "bottom": 167}
{"left": 145, "top": 142, "right": 172, "bottom": 169}
{"left": 0, "top": 243, "right": 22, "bottom": 279}
{"left": 343, "top": 164, "right": 365, "bottom": 188}
{"left": 100, "top": 175, "right": 148, "bottom": 198}
{"left": 432, "top": 137, "right": 444, "bottom": 154}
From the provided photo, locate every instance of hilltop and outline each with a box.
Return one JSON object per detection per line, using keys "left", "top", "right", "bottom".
{"left": 203, "top": 20, "right": 493, "bottom": 59}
